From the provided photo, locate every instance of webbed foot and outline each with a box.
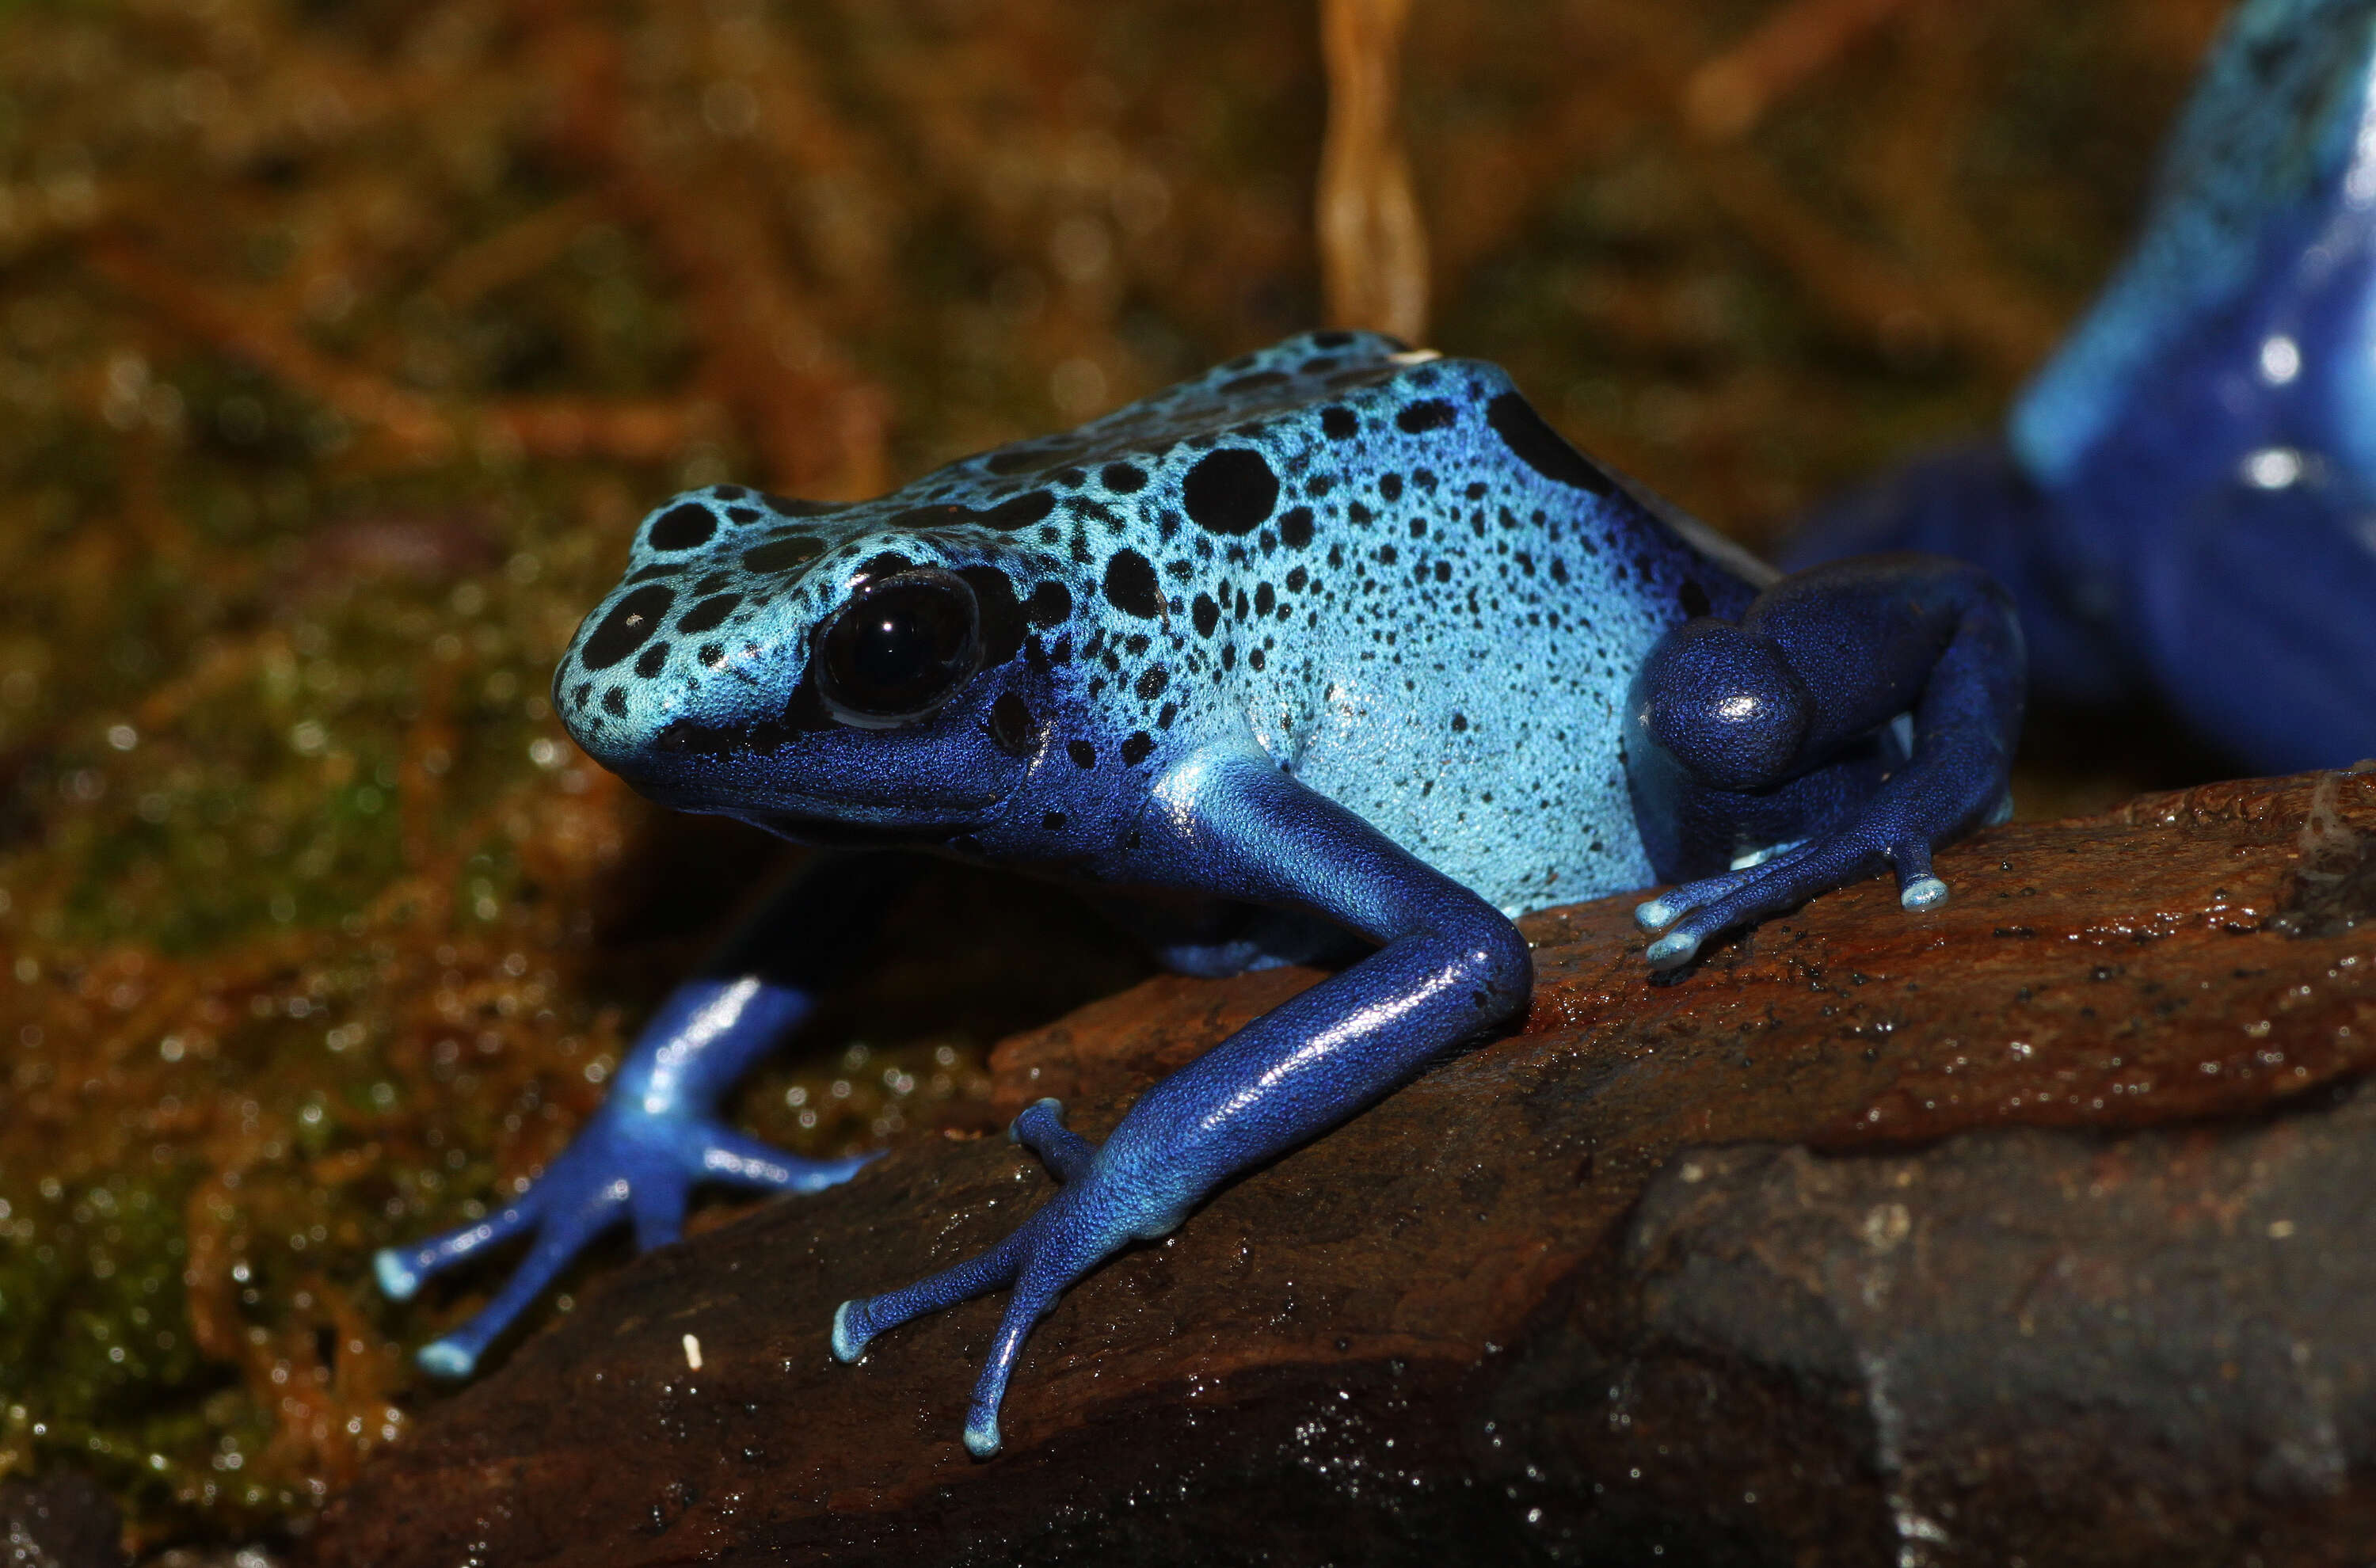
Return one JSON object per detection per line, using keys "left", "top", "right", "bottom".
{"left": 379, "top": 1102, "right": 872, "bottom": 1376}
{"left": 832, "top": 1098, "right": 1157, "bottom": 1459}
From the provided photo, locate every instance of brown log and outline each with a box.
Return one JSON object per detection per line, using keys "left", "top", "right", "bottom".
{"left": 311, "top": 769, "right": 2376, "bottom": 1566}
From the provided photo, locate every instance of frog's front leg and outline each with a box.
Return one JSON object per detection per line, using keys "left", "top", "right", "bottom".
{"left": 377, "top": 852, "right": 911, "bottom": 1376}
{"left": 830, "top": 753, "right": 1533, "bottom": 1458}
{"left": 1629, "top": 553, "right": 2024, "bottom": 970}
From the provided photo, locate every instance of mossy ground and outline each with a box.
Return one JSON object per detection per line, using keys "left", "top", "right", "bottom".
{"left": 0, "top": 0, "right": 2227, "bottom": 1551}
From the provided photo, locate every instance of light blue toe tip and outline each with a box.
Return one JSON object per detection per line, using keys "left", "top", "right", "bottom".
{"left": 417, "top": 1340, "right": 476, "bottom": 1380}
{"left": 1902, "top": 875, "right": 1951, "bottom": 911}
{"left": 1644, "top": 931, "right": 1698, "bottom": 969}
{"left": 1007, "top": 1096, "right": 1064, "bottom": 1143}
{"left": 830, "top": 1300, "right": 867, "bottom": 1364}
{"left": 373, "top": 1248, "right": 420, "bottom": 1301}
{"left": 963, "top": 1414, "right": 1001, "bottom": 1459}
{"left": 1633, "top": 900, "right": 1673, "bottom": 932}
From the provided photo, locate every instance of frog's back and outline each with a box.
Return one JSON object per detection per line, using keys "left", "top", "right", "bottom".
{"left": 881, "top": 333, "right": 1759, "bottom": 915}
{"left": 1133, "top": 342, "right": 1758, "bottom": 915}
{"left": 577, "top": 332, "right": 1761, "bottom": 917}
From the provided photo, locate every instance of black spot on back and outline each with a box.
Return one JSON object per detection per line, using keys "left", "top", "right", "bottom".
{"left": 1182, "top": 449, "right": 1279, "bottom": 535}
{"left": 742, "top": 535, "right": 824, "bottom": 573}
{"left": 634, "top": 642, "right": 670, "bottom": 678}
{"left": 647, "top": 504, "right": 716, "bottom": 551}
{"left": 581, "top": 584, "right": 676, "bottom": 669}
{"left": 1379, "top": 474, "right": 1403, "bottom": 502}
{"left": 678, "top": 594, "right": 741, "bottom": 634}
{"left": 1103, "top": 549, "right": 1163, "bottom": 618}
{"left": 1121, "top": 731, "right": 1155, "bottom": 766}
{"left": 1068, "top": 738, "right": 1097, "bottom": 768}
{"left": 1319, "top": 405, "right": 1358, "bottom": 440}
{"left": 1026, "top": 581, "right": 1072, "bottom": 626}
{"left": 1102, "top": 462, "right": 1147, "bottom": 493}
{"left": 1278, "top": 507, "right": 1314, "bottom": 548}
{"left": 981, "top": 491, "right": 1057, "bottom": 531}
{"left": 1134, "top": 665, "right": 1169, "bottom": 701}
{"left": 1396, "top": 399, "right": 1456, "bottom": 433}
{"left": 1486, "top": 392, "right": 1614, "bottom": 495}
{"left": 1191, "top": 592, "right": 1220, "bottom": 637}
{"left": 601, "top": 687, "right": 628, "bottom": 716}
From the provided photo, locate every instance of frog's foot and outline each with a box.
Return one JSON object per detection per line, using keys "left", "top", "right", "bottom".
{"left": 378, "top": 1109, "right": 873, "bottom": 1377}
{"left": 1634, "top": 809, "right": 1967, "bottom": 972}
{"left": 832, "top": 1098, "right": 1144, "bottom": 1460}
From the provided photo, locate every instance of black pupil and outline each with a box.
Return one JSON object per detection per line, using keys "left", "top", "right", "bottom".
{"left": 822, "top": 578, "right": 976, "bottom": 717}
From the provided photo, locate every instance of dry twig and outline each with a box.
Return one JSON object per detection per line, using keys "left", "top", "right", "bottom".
{"left": 1684, "top": 0, "right": 1916, "bottom": 141}
{"left": 1319, "top": 0, "right": 1430, "bottom": 344}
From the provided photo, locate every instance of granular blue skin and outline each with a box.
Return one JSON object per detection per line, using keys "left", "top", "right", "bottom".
{"left": 377, "top": 332, "right": 2022, "bottom": 1456}
{"left": 1791, "top": 0, "right": 2376, "bottom": 774}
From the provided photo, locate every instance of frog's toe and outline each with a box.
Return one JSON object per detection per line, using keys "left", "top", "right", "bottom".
{"left": 413, "top": 1190, "right": 624, "bottom": 1377}
{"left": 1007, "top": 1098, "right": 1096, "bottom": 1182}
{"left": 832, "top": 1226, "right": 1035, "bottom": 1365}
{"left": 1637, "top": 843, "right": 1819, "bottom": 956}
{"left": 832, "top": 1107, "right": 1099, "bottom": 1366}
{"left": 375, "top": 1190, "right": 549, "bottom": 1303}
{"left": 700, "top": 1129, "right": 877, "bottom": 1194}
{"left": 1638, "top": 837, "right": 1874, "bottom": 969}
{"left": 1900, "top": 873, "right": 1951, "bottom": 910}
{"left": 1643, "top": 816, "right": 1972, "bottom": 970}
{"left": 962, "top": 1256, "right": 1088, "bottom": 1459}
{"left": 836, "top": 1202, "right": 1125, "bottom": 1460}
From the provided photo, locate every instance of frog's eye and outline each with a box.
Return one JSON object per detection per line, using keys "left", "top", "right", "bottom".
{"left": 813, "top": 569, "right": 982, "bottom": 728}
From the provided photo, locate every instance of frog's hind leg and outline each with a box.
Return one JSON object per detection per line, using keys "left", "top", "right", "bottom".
{"left": 1628, "top": 554, "right": 2021, "bottom": 971}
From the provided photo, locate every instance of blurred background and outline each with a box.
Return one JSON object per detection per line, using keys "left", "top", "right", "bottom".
{"left": 0, "top": 0, "right": 2232, "bottom": 1551}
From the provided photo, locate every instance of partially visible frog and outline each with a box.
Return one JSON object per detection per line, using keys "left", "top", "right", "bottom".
{"left": 379, "top": 331, "right": 2020, "bottom": 1456}
{"left": 1790, "top": 0, "right": 2376, "bottom": 773}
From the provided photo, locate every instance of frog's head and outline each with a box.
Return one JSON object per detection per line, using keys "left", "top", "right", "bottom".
{"left": 554, "top": 484, "right": 1073, "bottom": 845}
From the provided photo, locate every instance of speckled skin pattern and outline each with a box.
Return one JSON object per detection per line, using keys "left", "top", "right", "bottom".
{"left": 379, "top": 332, "right": 2024, "bottom": 1456}
{"left": 1792, "top": 0, "right": 2376, "bottom": 772}
{"left": 557, "top": 337, "right": 1747, "bottom": 911}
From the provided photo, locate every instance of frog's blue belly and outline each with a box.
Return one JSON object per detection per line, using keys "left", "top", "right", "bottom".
{"left": 1272, "top": 624, "right": 1661, "bottom": 917}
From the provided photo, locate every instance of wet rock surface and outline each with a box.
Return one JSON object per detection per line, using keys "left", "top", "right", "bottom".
{"left": 310, "top": 769, "right": 2376, "bottom": 1567}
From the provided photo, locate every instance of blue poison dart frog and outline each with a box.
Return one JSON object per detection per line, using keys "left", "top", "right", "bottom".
{"left": 1789, "top": 0, "right": 2376, "bottom": 774}
{"left": 375, "top": 331, "right": 2021, "bottom": 1457}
